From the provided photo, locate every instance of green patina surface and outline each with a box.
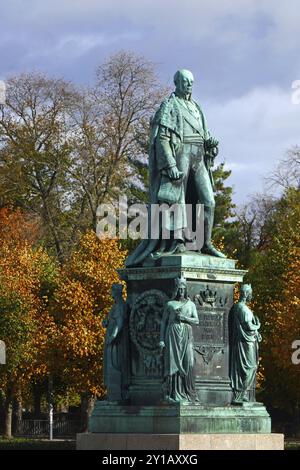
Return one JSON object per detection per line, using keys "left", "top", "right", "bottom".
{"left": 89, "top": 402, "right": 271, "bottom": 434}
{"left": 94, "top": 69, "right": 273, "bottom": 440}
{"left": 126, "top": 69, "right": 225, "bottom": 268}
{"left": 94, "top": 254, "right": 271, "bottom": 435}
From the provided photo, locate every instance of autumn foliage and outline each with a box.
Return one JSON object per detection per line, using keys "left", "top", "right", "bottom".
{"left": 0, "top": 208, "right": 58, "bottom": 434}
{"left": 0, "top": 209, "right": 127, "bottom": 435}
{"left": 249, "top": 189, "right": 300, "bottom": 411}
{"left": 0, "top": 58, "right": 299, "bottom": 437}
{"left": 50, "top": 231, "right": 127, "bottom": 397}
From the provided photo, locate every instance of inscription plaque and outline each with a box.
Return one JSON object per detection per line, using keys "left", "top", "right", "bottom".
{"left": 193, "top": 307, "right": 226, "bottom": 367}
{"left": 194, "top": 308, "right": 225, "bottom": 345}
{"left": 197, "top": 311, "right": 223, "bottom": 343}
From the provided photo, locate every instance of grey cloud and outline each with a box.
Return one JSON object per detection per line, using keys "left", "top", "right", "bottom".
{"left": 0, "top": 0, "right": 299, "bottom": 203}
{"left": 203, "top": 86, "right": 300, "bottom": 203}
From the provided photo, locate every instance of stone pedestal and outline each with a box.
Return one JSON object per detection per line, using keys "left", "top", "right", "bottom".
{"left": 118, "top": 252, "right": 246, "bottom": 406}
{"left": 77, "top": 432, "right": 284, "bottom": 450}
{"left": 78, "top": 253, "right": 283, "bottom": 450}
{"left": 89, "top": 402, "right": 271, "bottom": 434}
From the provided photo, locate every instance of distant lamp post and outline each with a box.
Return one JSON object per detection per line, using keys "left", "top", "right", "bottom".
{"left": 48, "top": 375, "right": 54, "bottom": 441}
{"left": 0, "top": 340, "right": 5, "bottom": 365}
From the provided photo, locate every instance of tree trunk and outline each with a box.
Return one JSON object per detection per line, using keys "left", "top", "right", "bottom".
{"left": 81, "top": 393, "right": 96, "bottom": 433}
{"left": 33, "top": 383, "right": 42, "bottom": 418}
{"left": 13, "top": 396, "right": 23, "bottom": 435}
{"left": 4, "top": 389, "right": 13, "bottom": 438}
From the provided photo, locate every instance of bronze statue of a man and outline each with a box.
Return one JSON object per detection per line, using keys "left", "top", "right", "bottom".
{"left": 126, "top": 69, "right": 225, "bottom": 267}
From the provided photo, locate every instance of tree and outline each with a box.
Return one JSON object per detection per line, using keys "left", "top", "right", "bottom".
{"left": 228, "top": 149, "right": 299, "bottom": 269}
{"left": 229, "top": 195, "right": 277, "bottom": 268}
{"left": 69, "top": 51, "right": 166, "bottom": 229}
{"left": 213, "top": 163, "right": 235, "bottom": 228}
{"left": 0, "top": 208, "right": 58, "bottom": 437}
{"left": 0, "top": 54, "right": 167, "bottom": 261}
{"left": 0, "top": 73, "right": 79, "bottom": 261}
{"left": 248, "top": 188, "right": 300, "bottom": 420}
{"left": 266, "top": 146, "right": 300, "bottom": 191}
{"left": 50, "top": 231, "right": 127, "bottom": 430}
{"left": 211, "top": 162, "right": 237, "bottom": 258}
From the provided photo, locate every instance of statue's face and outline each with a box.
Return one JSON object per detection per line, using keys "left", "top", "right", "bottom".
{"left": 177, "top": 286, "right": 186, "bottom": 299}
{"left": 247, "top": 291, "right": 253, "bottom": 302}
{"left": 175, "top": 70, "right": 194, "bottom": 97}
{"left": 112, "top": 286, "right": 122, "bottom": 300}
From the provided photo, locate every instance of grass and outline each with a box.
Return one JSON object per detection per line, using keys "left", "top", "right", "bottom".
{"left": 284, "top": 439, "right": 300, "bottom": 450}
{"left": 0, "top": 437, "right": 76, "bottom": 450}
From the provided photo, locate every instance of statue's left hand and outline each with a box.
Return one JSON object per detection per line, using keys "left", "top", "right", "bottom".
{"left": 210, "top": 146, "right": 218, "bottom": 157}
{"left": 206, "top": 136, "right": 219, "bottom": 148}
{"left": 205, "top": 137, "right": 219, "bottom": 159}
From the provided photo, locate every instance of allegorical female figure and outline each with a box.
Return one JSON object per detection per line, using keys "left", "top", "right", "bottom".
{"left": 102, "top": 283, "right": 128, "bottom": 402}
{"left": 159, "top": 276, "right": 199, "bottom": 403}
{"left": 229, "top": 284, "right": 261, "bottom": 404}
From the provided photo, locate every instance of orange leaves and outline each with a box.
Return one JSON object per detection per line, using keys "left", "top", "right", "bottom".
{"left": 50, "top": 231, "right": 127, "bottom": 397}
{"left": 249, "top": 189, "right": 300, "bottom": 407}
{"left": 0, "top": 207, "right": 40, "bottom": 248}
{"left": 0, "top": 211, "right": 127, "bottom": 401}
{"left": 0, "top": 208, "right": 58, "bottom": 395}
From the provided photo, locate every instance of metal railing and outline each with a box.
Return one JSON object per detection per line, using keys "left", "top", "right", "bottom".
{"left": 15, "top": 419, "right": 82, "bottom": 437}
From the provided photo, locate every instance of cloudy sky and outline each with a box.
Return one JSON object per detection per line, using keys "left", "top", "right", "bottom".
{"left": 1, "top": 0, "right": 300, "bottom": 204}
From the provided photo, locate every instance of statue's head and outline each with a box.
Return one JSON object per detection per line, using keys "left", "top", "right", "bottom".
{"left": 239, "top": 284, "right": 252, "bottom": 302}
{"left": 111, "top": 283, "right": 123, "bottom": 300}
{"left": 174, "top": 69, "right": 194, "bottom": 99}
{"left": 175, "top": 276, "right": 188, "bottom": 299}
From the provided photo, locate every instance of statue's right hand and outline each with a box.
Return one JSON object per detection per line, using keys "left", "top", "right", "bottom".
{"left": 159, "top": 341, "right": 165, "bottom": 350}
{"left": 166, "top": 166, "right": 181, "bottom": 180}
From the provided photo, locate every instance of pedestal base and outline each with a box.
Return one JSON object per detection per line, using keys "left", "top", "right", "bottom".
{"left": 77, "top": 432, "right": 284, "bottom": 450}
{"left": 89, "top": 401, "right": 271, "bottom": 434}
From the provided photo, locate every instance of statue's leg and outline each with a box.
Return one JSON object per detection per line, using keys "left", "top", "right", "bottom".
{"left": 194, "top": 162, "right": 226, "bottom": 258}
{"left": 166, "top": 144, "right": 191, "bottom": 255}
{"left": 168, "top": 232, "right": 186, "bottom": 254}
{"left": 151, "top": 237, "right": 168, "bottom": 259}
